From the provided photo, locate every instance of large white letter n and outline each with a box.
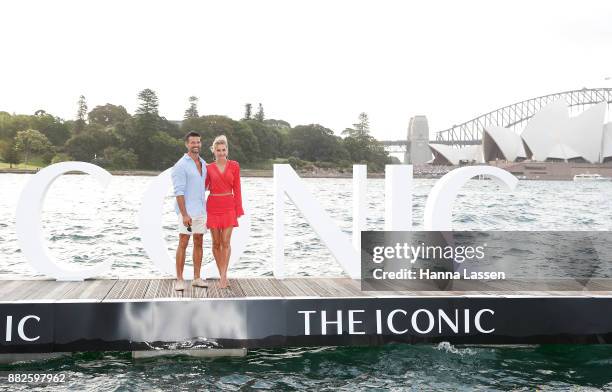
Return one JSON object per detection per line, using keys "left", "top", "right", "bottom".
{"left": 273, "top": 164, "right": 362, "bottom": 279}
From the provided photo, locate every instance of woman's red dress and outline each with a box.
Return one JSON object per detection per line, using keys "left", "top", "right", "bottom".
{"left": 205, "top": 160, "right": 244, "bottom": 228}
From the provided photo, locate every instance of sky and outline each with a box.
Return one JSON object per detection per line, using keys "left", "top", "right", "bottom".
{"left": 1, "top": 0, "right": 611, "bottom": 141}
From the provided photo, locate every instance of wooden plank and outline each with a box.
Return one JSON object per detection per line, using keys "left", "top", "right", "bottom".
{"left": 157, "top": 279, "right": 184, "bottom": 299}
{"left": 224, "top": 279, "right": 246, "bottom": 298}
{"left": 143, "top": 279, "right": 212, "bottom": 299}
{"left": 247, "top": 278, "right": 288, "bottom": 297}
{"left": 103, "top": 279, "right": 129, "bottom": 300}
{"left": 281, "top": 279, "right": 321, "bottom": 297}
{"left": 585, "top": 279, "right": 612, "bottom": 291}
{"left": 2, "top": 279, "right": 612, "bottom": 301}
{"left": 123, "top": 279, "right": 150, "bottom": 299}
{"left": 103, "top": 279, "right": 150, "bottom": 300}
{"left": 29, "top": 281, "right": 79, "bottom": 300}
{"left": 2, "top": 280, "right": 45, "bottom": 301}
{"left": 265, "top": 278, "right": 297, "bottom": 297}
{"left": 13, "top": 280, "right": 63, "bottom": 300}
{"left": 300, "top": 279, "right": 336, "bottom": 297}
{"left": 204, "top": 279, "right": 223, "bottom": 298}
{"left": 234, "top": 279, "right": 259, "bottom": 297}
{"left": 183, "top": 280, "right": 209, "bottom": 299}
{"left": 62, "top": 280, "right": 118, "bottom": 301}
{"left": 0, "top": 280, "right": 29, "bottom": 299}
{"left": 314, "top": 278, "right": 362, "bottom": 297}
{"left": 142, "top": 279, "right": 164, "bottom": 299}
{"left": 335, "top": 278, "right": 375, "bottom": 297}
{"left": 159, "top": 279, "right": 182, "bottom": 299}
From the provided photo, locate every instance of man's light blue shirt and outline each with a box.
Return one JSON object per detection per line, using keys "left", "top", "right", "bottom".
{"left": 171, "top": 154, "right": 207, "bottom": 217}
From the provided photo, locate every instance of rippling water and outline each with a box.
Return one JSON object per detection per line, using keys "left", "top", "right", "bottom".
{"left": 3, "top": 345, "right": 612, "bottom": 390}
{"left": 2, "top": 173, "right": 612, "bottom": 390}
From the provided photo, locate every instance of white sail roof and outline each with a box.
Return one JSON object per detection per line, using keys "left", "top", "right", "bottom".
{"left": 602, "top": 122, "right": 612, "bottom": 160}
{"left": 482, "top": 126, "right": 526, "bottom": 162}
{"left": 520, "top": 100, "right": 606, "bottom": 163}
{"left": 429, "top": 144, "right": 483, "bottom": 165}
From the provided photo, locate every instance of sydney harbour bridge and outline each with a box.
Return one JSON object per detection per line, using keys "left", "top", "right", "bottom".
{"left": 383, "top": 88, "right": 612, "bottom": 162}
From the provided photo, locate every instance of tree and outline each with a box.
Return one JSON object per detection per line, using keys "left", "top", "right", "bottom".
{"left": 136, "top": 89, "right": 159, "bottom": 115}
{"left": 244, "top": 119, "right": 281, "bottom": 160}
{"left": 31, "top": 114, "right": 71, "bottom": 146}
{"left": 75, "top": 95, "right": 88, "bottom": 134}
{"left": 354, "top": 112, "right": 370, "bottom": 137}
{"left": 88, "top": 104, "right": 130, "bottom": 126}
{"left": 342, "top": 112, "right": 370, "bottom": 138}
{"left": 263, "top": 119, "right": 291, "bottom": 131}
{"left": 103, "top": 147, "right": 138, "bottom": 169}
{"left": 342, "top": 133, "right": 392, "bottom": 172}
{"left": 255, "top": 103, "right": 264, "bottom": 122}
{"left": 184, "top": 96, "right": 199, "bottom": 120}
{"left": 51, "top": 153, "right": 72, "bottom": 164}
{"left": 183, "top": 115, "right": 260, "bottom": 163}
{"left": 286, "top": 124, "right": 349, "bottom": 163}
{"left": 243, "top": 103, "right": 252, "bottom": 120}
{"left": 149, "top": 132, "right": 184, "bottom": 170}
{"left": 120, "top": 115, "right": 175, "bottom": 168}
{"left": 64, "top": 129, "right": 117, "bottom": 162}
{"left": 0, "top": 114, "right": 31, "bottom": 140}
{"left": 14, "top": 129, "right": 51, "bottom": 166}
{"left": 1, "top": 140, "right": 20, "bottom": 168}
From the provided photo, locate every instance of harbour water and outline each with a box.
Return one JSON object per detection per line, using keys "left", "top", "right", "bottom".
{"left": 2, "top": 173, "right": 612, "bottom": 390}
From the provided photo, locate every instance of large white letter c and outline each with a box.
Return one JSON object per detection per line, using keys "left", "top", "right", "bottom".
{"left": 424, "top": 166, "right": 518, "bottom": 231}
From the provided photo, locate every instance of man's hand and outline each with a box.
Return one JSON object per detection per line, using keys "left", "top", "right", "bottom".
{"left": 182, "top": 214, "right": 192, "bottom": 227}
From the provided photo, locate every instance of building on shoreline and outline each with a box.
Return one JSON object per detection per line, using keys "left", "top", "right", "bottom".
{"left": 429, "top": 99, "right": 612, "bottom": 169}
{"left": 405, "top": 116, "right": 432, "bottom": 165}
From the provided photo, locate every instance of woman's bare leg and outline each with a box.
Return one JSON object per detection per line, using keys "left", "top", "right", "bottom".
{"left": 219, "top": 227, "right": 233, "bottom": 288}
{"left": 210, "top": 228, "right": 223, "bottom": 281}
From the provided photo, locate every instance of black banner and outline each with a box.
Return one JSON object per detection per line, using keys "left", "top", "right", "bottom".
{"left": 2, "top": 296, "right": 612, "bottom": 353}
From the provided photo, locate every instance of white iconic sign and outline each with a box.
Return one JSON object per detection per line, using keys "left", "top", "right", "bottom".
{"left": 14, "top": 162, "right": 517, "bottom": 281}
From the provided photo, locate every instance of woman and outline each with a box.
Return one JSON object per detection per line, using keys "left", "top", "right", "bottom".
{"left": 205, "top": 135, "right": 244, "bottom": 288}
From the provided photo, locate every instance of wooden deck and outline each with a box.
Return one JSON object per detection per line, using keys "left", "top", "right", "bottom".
{"left": 2, "top": 278, "right": 612, "bottom": 302}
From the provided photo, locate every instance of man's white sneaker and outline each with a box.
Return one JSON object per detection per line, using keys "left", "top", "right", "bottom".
{"left": 174, "top": 280, "right": 186, "bottom": 291}
{"left": 191, "top": 278, "right": 209, "bottom": 288}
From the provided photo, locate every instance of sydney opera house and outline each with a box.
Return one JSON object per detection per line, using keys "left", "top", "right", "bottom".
{"left": 429, "top": 100, "right": 612, "bottom": 167}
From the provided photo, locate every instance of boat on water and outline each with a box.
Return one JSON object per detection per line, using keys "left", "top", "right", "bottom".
{"left": 573, "top": 173, "right": 612, "bottom": 181}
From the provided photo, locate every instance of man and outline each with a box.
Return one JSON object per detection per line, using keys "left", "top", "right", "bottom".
{"left": 171, "top": 131, "right": 209, "bottom": 290}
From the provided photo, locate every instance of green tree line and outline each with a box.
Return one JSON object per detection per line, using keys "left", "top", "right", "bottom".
{"left": 0, "top": 89, "right": 397, "bottom": 171}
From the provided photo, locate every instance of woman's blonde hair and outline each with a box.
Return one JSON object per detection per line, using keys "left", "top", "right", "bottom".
{"left": 210, "top": 135, "right": 228, "bottom": 153}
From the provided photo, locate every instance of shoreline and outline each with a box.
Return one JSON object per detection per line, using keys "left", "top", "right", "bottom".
{"left": 5, "top": 161, "right": 611, "bottom": 180}
{"left": 0, "top": 168, "right": 445, "bottom": 179}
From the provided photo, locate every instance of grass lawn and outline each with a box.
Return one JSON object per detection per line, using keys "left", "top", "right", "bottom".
{"left": 0, "top": 161, "right": 44, "bottom": 170}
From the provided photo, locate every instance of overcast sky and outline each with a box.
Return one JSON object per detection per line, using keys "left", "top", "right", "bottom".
{"left": 1, "top": 0, "right": 611, "bottom": 141}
